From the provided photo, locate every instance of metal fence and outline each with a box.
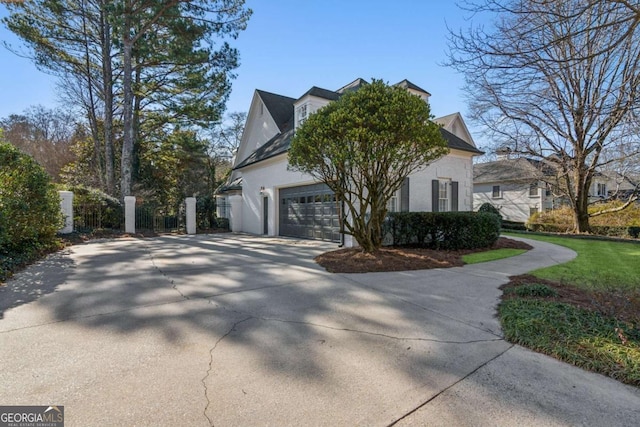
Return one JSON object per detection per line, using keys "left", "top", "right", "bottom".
{"left": 74, "top": 203, "right": 124, "bottom": 233}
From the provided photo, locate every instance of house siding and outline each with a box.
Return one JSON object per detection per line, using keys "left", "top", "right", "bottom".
{"left": 473, "top": 181, "right": 548, "bottom": 222}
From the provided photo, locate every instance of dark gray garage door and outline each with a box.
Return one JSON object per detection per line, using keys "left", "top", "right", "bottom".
{"left": 279, "top": 183, "right": 341, "bottom": 242}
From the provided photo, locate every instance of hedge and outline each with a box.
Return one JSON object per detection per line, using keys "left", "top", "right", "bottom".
{"left": 1, "top": 140, "right": 62, "bottom": 280}
{"left": 383, "top": 211, "right": 501, "bottom": 250}
{"left": 527, "top": 223, "right": 640, "bottom": 238}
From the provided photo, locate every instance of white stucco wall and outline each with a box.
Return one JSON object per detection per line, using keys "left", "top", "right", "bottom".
{"left": 234, "top": 92, "right": 281, "bottom": 168}
{"left": 238, "top": 148, "right": 476, "bottom": 239}
{"left": 408, "top": 149, "right": 474, "bottom": 212}
{"left": 239, "top": 154, "right": 318, "bottom": 236}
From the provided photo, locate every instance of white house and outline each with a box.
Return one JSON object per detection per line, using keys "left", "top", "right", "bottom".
{"left": 217, "top": 78, "right": 483, "bottom": 245}
{"left": 473, "top": 156, "right": 637, "bottom": 223}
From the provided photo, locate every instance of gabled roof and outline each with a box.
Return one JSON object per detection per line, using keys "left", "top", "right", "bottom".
{"left": 440, "top": 128, "right": 483, "bottom": 154}
{"left": 235, "top": 126, "right": 482, "bottom": 171}
{"left": 336, "top": 78, "right": 368, "bottom": 94}
{"left": 474, "top": 158, "right": 550, "bottom": 184}
{"left": 255, "top": 90, "right": 296, "bottom": 132}
{"left": 234, "top": 129, "right": 294, "bottom": 170}
{"left": 395, "top": 79, "right": 431, "bottom": 96}
{"left": 297, "top": 86, "right": 340, "bottom": 102}
{"left": 434, "top": 112, "right": 458, "bottom": 128}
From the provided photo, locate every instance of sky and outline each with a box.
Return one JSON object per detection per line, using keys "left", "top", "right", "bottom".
{"left": 0, "top": 1, "right": 489, "bottom": 148}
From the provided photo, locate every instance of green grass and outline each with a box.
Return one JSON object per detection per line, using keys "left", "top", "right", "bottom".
{"left": 499, "top": 299, "right": 640, "bottom": 387}
{"left": 503, "top": 232, "right": 640, "bottom": 291}
{"left": 462, "top": 248, "right": 527, "bottom": 264}
{"left": 500, "top": 232, "right": 640, "bottom": 386}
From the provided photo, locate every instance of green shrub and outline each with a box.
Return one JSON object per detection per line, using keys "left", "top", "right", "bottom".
{"left": 1, "top": 139, "right": 62, "bottom": 280}
{"left": 502, "top": 220, "right": 527, "bottom": 231}
{"left": 478, "top": 202, "right": 502, "bottom": 220}
{"left": 383, "top": 211, "right": 500, "bottom": 250}
{"left": 505, "top": 284, "right": 559, "bottom": 298}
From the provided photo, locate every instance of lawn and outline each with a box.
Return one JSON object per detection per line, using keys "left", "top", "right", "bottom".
{"left": 500, "top": 232, "right": 640, "bottom": 387}
{"left": 462, "top": 248, "right": 527, "bottom": 264}
{"left": 504, "top": 233, "right": 640, "bottom": 291}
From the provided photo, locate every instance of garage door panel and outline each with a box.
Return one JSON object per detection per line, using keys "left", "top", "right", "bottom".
{"left": 279, "top": 183, "right": 340, "bottom": 242}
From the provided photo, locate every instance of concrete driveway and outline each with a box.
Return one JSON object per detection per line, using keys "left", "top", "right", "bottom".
{"left": 0, "top": 234, "right": 638, "bottom": 426}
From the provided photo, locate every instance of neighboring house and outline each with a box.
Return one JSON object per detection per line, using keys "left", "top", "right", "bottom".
{"left": 473, "top": 156, "right": 638, "bottom": 223}
{"left": 473, "top": 157, "right": 555, "bottom": 223}
{"left": 216, "top": 78, "right": 483, "bottom": 245}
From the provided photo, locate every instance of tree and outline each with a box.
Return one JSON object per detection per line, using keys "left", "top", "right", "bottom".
{"left": 3, "top": 0, "right": 251, "bottom": 198}
{"left": 288, "top": 80, "right": 448, "bottom": 253}
{"left": 448, "top": 0, "right": 640, "bottom": 232}
{"left": 0, "top": 132, "right": 62, "bottom": 258}
{"left": 0, "top": 106, "right": 84, "bottom": 182}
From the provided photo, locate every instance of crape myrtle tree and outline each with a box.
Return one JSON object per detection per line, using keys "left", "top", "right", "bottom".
{"left": 447, "top": 0, "right": 640, "bottom": 232}
{"left": 288, "top": 80, "right": 448, "bottom": 253}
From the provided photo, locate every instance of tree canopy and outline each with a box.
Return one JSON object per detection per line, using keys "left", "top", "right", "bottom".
{"left": 288, "top": 79, "right": 448, "bottom": 252}
{"left": 2, "top": 0, "right": 251, "bottom": 199}
{"left": 448, "top": 0, "right": 640, "bottom": 232}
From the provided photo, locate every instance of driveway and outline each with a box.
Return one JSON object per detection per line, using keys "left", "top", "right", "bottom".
{"left": 0, "top": 234, "right": 638, "bottom": 426}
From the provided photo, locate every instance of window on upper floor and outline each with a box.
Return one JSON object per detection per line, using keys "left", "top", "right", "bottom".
{"left": 597, "top": 183, "right": 607, "bottom": 197}
{"left": 492, "top": 185, "right": 501, "bottom": 198}
{"left": 529, "top": 182, "right": 539, "bottom": 197}
{"left": 296, "top": 104, "right": 308, "bottom": 127}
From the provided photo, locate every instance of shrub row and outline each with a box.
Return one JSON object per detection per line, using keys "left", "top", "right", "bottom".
{"left": 383, "top": 211, "right": 501, "bottom": 250}
{"left": 1, "top": 140, "right": 62, "bottom": 281}
{"left": 527, "top": 223, "right": 640, "bottom": 238}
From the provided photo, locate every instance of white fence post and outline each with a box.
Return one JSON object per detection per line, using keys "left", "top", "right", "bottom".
{"left": 124, "top": 196, "right": 136, "bottom": 234}
{"left": 58, "top": 191, "right": 74, "bottom": 234}
{"left": 185, "top": 197, "right": 196, "bottom": 235}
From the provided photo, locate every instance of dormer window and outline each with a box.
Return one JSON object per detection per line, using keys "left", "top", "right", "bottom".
{"left": 296, "top": 104, "right": 308, "bottom": 127}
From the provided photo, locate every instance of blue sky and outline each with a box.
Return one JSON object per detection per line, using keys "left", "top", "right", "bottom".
{"left": 0, "top": 1, "right": 487, "bottom": 147}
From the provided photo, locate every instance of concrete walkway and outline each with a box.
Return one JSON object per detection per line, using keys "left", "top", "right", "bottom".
{"left": 0, "top": 234, "right": 638, "bottom": 426}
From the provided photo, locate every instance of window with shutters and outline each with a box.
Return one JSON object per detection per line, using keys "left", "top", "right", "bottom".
{"left": 439, "top": 180, "right": 449, "bottom": 212}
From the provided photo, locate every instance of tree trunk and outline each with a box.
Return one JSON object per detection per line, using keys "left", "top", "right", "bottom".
{"left": 101, "top": 2, "right": 115, "bottom": 195}
{"left": 120, "top": 3, "right": 134, "bottom": 198}
{"left": 573, "top": 167, "right": 591, "bottom": 233}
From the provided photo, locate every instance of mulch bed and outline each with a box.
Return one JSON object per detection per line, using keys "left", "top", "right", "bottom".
{"left": 315, "top": 237, "right": 533, "bottom": 274}
{"left": 501, "top": 275, "right": 640, "bottom": 324}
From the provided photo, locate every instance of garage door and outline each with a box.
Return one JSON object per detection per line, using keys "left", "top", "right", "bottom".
{"left": 279, "top": 183, "right": 341, "bottom": 242}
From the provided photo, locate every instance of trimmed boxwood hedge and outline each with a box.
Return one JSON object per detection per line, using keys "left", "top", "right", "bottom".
{"left": 383, "top": 211, "right": 501, "bottom": 250}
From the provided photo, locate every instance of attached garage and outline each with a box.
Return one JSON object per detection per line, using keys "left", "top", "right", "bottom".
{"left": 279, "top": 183, "right": 341, "bottom": 242}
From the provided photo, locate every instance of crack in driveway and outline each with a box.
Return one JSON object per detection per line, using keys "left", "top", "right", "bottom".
{"left": 386, "top": 343, "right": 516, "bottom": 426}
{"left": 202, "top": 316, "right": 254, "bottom": 426}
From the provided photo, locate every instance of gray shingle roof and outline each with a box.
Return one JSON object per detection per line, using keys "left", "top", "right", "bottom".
{"left": 234, "top": 129, "right": 294, "bottom": 170}
{"left": 440, "top": 128, "right": 483, "bottom": 154}
{"left": 256, "top": 90, "right": 296, "bottom": 132}
{"left": 395, "top": 79, "right": 431, "bottom": 96}
{"left": 473, "top": 158, "right": 548, "bottom": 183}
{"left": 297, "top": 86, "right": 340, "bottom": 101}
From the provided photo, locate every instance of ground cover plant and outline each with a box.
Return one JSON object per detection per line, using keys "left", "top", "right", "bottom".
{"left": 500, "top": 233, "right": 640, "bottom": 386}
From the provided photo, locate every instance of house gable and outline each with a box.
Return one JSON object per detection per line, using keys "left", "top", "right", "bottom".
{"left": 233, "top": 90, "right": 295, "bottom": 173}
{"left": 435, "top": 112, "right": 475, "bottom": 147}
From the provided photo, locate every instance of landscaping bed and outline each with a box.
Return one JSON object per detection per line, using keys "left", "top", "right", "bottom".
{"left": 315, "top": 237, "right": 532, "bottom": 273}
